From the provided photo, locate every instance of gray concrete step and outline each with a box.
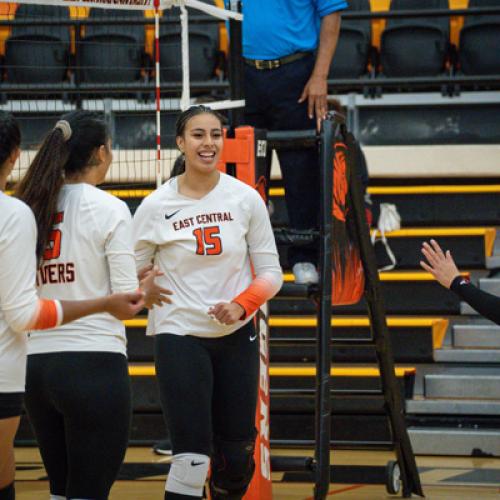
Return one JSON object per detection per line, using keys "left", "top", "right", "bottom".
{"left": 478, "top": 278, "right": 500, "bottom": 295}
{"left": 424, "top": 374, "right": 500, "bottom": 399}
{"left": 460, "top": 302, "right": 479, "bottom": 315}
{"left": 407, "top": 398, "right": 500, "bottom": 415}
{"left": 486, "top": 255, "right": 500, "bottom": 270}
{"left": 453, "top": 324, "right": 500, "bottom": 348}
{"left": 408, "top": 428, "right": 500, "bottom": 456}
{"left": 434, "top": 348, "right": 500, "bottom": 363}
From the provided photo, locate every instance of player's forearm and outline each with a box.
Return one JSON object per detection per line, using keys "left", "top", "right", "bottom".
{"left": 59, "top": 297, "right": 111, "bottom": 325}
{"left": 311, "top": 12, "right": 341, "bottom": 79}
{"left": 233, "top": 271, "right": 283, "bottom": 318}
{"left": 450, "top": 277, "right": 500, "bottom": 325}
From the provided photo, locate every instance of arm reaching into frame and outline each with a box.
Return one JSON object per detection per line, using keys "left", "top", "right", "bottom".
{"left": 420, "top": 239, "right": 500, "bottom": 326}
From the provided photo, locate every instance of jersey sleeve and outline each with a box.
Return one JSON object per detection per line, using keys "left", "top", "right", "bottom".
{"left": 315, "top": 0, "right": 348, "bottom": 17}
{"left": 132, "top": 195, "right": 160, "bottom": 272}
{"left": 0, "top": 202, "right": 62, "bottom": 332}
{"left": 100, "top": 198, "right": 139, "bottom": 293}
{"left": 450, "top": 276, "right": 500, "bottom": 326}
{"left": 232, "top": 191, "right": 283, "bottom": 317}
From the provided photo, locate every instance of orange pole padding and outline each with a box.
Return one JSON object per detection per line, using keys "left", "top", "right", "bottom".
{"left": 218, "top": 126, "right": 273, "bottom": 498}
{"left": 218, "top": 126, "right": 256, "bottom": 188}
{"left": 244, "top": 306, "right": 273, "bottom": 500}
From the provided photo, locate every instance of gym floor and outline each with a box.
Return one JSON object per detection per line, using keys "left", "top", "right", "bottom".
{"left": 13, "top": 448, "right": 500, "bottom": 499}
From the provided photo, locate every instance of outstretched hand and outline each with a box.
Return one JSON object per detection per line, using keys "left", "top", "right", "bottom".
{"left": 420, "top": 239, "right": 461, "bottom": 289}
{"left": 140, "top": 266, "right": 173, "bottom": 309}
{"left": 208, "top": 302, "right": 245, "bottom": 326}
{"left": 106, "top": 291, "right": 145, "bottom": 320}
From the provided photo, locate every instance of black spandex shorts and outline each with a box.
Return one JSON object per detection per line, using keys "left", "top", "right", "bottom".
{"left": 0, "top": 392, "right": 23, "bottom": 419}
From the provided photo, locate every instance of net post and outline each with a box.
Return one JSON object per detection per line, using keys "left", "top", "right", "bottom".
{"left": 228, "top": 0, "right": 244, "bottom": 127}
{"left": 217, "top": 128, "right": 272, "bottom": 499}
{"left": 314, "top": 117, "right": 336, "bottom": 500}
{"left": 179, "top": 3, "right": 191, "bottom": 111}
{"left": 154, "top": 0, "right": 162, "bottom": 188}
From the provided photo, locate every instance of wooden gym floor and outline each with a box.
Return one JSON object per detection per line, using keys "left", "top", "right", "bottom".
{"left": 14, "top": 447, "right": 500, "bottom": 499}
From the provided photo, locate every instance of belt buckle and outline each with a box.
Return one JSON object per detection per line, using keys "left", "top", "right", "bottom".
{"left": 255, "top": 59, "right": 280, "bottom": 70}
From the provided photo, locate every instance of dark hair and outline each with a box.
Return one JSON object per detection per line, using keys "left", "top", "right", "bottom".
{"left": 16, "top": 110, "right": 109, "bottom": 262}
{"left": 0, "top": 111, "right": 21, "bottom": 169}
{"left": 170, "top": 105, "right": 223, "bottom": 177}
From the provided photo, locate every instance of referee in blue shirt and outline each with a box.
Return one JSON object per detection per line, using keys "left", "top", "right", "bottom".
{"left": 239, "top": 0, "right": 348, "bottom": 285}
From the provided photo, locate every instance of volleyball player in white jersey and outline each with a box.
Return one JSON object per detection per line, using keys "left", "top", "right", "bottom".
{"left": 133, "top": 106, "right": 283, "bottom": 500}
{"left": 16, "top": 111, "right": 171, "bottom": 500}
{"left": 0, "top": 112, "right": 145, "bottom": 500}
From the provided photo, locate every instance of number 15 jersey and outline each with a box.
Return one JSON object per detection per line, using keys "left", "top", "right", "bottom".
{"left": 133, "top": 172, "right": 281, "bottom": 338}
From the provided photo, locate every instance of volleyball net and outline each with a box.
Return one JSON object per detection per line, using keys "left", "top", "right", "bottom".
{"left": 0, "top": 0, "right": 243, "bottom": 188}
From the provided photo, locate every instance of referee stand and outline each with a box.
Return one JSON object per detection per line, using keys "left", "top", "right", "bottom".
{"left": 216, "top": 114, "right": 424, "bottom": 499}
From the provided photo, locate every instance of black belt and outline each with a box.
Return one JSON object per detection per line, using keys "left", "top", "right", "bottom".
{"left": 244, "top": 51, "right": 311, "bottom": 70}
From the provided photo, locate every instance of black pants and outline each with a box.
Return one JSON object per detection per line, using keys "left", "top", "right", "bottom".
{"left": 154, "top": 322, "right": 259, "bottom": 456}
{"left": 244, "top": 53, "right": 319, "bottom": 267}
{"left": 25, "top": 352, "right": 131, "bottom": 500}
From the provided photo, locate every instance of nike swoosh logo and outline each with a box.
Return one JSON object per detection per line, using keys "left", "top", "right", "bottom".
{"left": 249, "top": 334, "right": 257, "bottom": 342}
{"left": 165, "top": 210, "right": 181, "bottom": 220}
{"left": 191, "top": 461, "right": 205, "bottom": 466}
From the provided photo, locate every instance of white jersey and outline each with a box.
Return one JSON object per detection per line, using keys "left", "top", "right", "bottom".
{"left": 133, "top": 172, "right": 281, "bottom": 338}
{"left": 28, "top": 184, "right": 138, "bottom": 356}
{"left": 0, "top": 193, "right": 39, "bottom": 392}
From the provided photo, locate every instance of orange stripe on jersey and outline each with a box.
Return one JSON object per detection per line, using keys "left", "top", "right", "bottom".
{"left": 233, "top": 277, "right": 276, "bottom": 319}
{"left": 30, "top": 299, "right": 60, "bottom": 330}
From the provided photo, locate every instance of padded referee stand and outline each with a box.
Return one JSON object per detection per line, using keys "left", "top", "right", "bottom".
{"left": 217, "top": 126, "right": 273, "bottom": 500}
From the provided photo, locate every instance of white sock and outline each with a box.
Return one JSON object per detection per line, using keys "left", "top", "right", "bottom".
{"left": 50, "top": 496, "right": 66, "bottom": 500}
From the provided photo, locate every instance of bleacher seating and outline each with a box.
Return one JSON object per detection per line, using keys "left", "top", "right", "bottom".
{"left": 4, "top": 4, "right": 70, "bottom": 83}
{"left": 380, "top": 0, "right": 450, "bottom": 77}
{"left": 159, "top": 0, "right": 219, "bottom": 83}
{"left": 459, "top": 0, "right": 500, "bottom": 75}
{"left": 329, "top": 0, "right": 372, "bottom": 79}
{"left": 79, "top": 9, "right": 145, "bottom": 84}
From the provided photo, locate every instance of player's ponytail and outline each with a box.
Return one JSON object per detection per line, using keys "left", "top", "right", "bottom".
{"left": 16, "top": 110, "right": 109, "bottom": 263}
{"left": 0, "top": 111, "right": 21, "bottom": 173}
{"left": 170, "top": 105, "right": 223, "bottom": 178}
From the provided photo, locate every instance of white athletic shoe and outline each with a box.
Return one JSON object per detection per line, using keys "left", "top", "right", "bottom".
{"left": 292, "top": 262, "right": 319, "bottom": 285}
{"left": 152, "top": 439, "right": 172, "bottom": 456}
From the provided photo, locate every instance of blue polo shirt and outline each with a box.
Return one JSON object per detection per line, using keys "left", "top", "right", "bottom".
{"left": 239, "top": 0, "right": 348, "bottom": 60}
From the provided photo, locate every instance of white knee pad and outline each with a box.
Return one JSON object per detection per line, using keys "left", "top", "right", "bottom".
{"left": 165, "top": 453, "right": 210, "bottom": 497}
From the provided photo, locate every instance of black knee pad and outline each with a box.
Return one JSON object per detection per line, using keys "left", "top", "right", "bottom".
{"left": 210, "top": 437, "right": 256, "bottom": 500}
{"left": 0, "top": 482, "right": 15, "bottom": 500}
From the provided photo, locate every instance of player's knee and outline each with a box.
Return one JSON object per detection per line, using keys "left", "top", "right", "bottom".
{"left": 165, "top": 453, "right": 210, "bottom": 497}
{"left": 210, "top": 438, "right": 256, "bottom": 499}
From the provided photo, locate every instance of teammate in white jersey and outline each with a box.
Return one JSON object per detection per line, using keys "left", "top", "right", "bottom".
{"left": 133, "top": 106, "right": 283, "bottom": 500}
{"left": 0, "top": 112, "right": 145, "bottom": 500}
{"left": 15, "top": 111, "right": 171, "bottom": 500}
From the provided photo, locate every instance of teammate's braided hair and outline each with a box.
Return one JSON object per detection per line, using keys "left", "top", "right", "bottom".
{"left": 16, "top": 110, "right": 109, "bottom": 263}
{"left": 0, "top": 111, "right": 21, "bottom": 169}
{"left": 171, "top": 105, "right": 224, "bottom": 177}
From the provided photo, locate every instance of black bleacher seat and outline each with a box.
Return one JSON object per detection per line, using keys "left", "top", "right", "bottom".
{"left": 459, "top": 0, "right": 500, "bottom": 75}
{"left": 79, "top": 9, "right": 145, "bottom": 83}
{"left": 4, "top": 5, "right": 70, "bottom": 83}
{"left": 329, "top": 0, "right": 372, "bottom": 79}
{"left": 159, "top": 0, "right": 219, "bottom": 82}
{"left": 380, "top": 0, "right": 450, "bottom": 77}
